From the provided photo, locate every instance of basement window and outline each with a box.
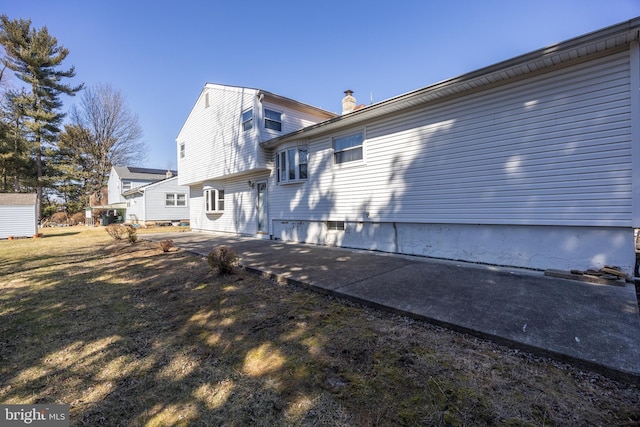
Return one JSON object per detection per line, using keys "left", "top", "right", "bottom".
{"left": 326, "top": 221, "right": 345, "bottom": 231}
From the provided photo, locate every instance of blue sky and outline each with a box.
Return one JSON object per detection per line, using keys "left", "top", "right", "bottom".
{"left": 3, "top": 1, "right": 640, "bottom": 170}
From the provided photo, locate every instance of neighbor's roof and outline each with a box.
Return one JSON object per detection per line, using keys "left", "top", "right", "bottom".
{"left": 121, "top": 176, "right": 180, "bottom": 196}
{"left": 112, "top": 166, "right": 177, "bottom": 181}
{"left": 261, "top": 17, "right": 640, "bottom": 148}
{"left": 0, "top": 193, "right": 37, "bottom": 206}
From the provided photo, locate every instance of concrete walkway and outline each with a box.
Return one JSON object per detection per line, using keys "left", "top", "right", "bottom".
{"left": 144, "top": 231, "right": 640, "bottom": 382}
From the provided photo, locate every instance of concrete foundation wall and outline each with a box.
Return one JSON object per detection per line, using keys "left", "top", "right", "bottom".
{"left": 272, "top": 220, "right": 635, "bottom": 274}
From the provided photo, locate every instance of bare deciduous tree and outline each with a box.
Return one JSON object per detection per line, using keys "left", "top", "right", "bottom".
{"left": 64, "top": 83, "right": 147, "bottom": 202}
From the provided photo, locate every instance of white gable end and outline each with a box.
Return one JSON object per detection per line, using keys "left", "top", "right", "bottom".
{"left": 177, "top": 85, "right": 260, "bottom": 186}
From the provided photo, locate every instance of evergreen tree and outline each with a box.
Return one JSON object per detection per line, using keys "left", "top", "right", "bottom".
{"left": 0, "top": 89, "right": 35, "bottom": 192}
{"left": 55, "top": 123, "right": 95, "bottom": 209}
{"left": 0, "top": 15, "right": 83, "bottom": 219}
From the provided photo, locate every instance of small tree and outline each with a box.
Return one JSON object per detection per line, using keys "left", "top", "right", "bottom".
{"left": 207, "top": 246, "right": 239, "bottom": 275}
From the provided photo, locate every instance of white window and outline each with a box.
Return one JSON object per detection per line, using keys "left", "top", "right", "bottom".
{"left": 204, "top": 189, "right": 225, "bottom": 212}
{"left": 242, "top": 109, "right": 253, "bottom": 131}
{"left": 333, "top": 132, "right": 363, "bottom": 164}
{"left": 179, "top": 142, "right": 185, "bottom": 159}
{"left": 276, "top": 147, "right": 308, "bottom": 183}
{"left": 264, "top": 108, "right": 282, "bottom": 131}
{"left": 166, "top": 193, "right": 187, "bottom": 207}
{"left": 122, "top": 180, "right": 132, "bottom": 191}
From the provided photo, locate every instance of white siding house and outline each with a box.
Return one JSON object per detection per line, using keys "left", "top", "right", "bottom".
{"left": 0, "top": 193, "right": 37, "bottom": 239}
{"left": 123, "top": 176, "right": 190, "bottom": 226}
{"left": 107, "top": 166, "right": 176, "bottom": 205}
{"left": 178, "top": 18, "right": 640, "bottom": 275}
{"left": 177, "top": 83, "right": 336, "bottom": 237}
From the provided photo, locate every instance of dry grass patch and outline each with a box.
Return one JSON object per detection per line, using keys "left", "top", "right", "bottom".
{"left": 0, "top": 227, "right": 638, "bottom": 426}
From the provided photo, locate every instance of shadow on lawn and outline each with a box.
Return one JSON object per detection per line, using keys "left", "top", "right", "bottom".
{"left": 40, "top": 231, "right": 81, "bottom": 237}
{"left": 2, "top": 240, "right": 639, "bottom": 426}
{"left": 0, "top": 242, "right": 357, "bottom": 426}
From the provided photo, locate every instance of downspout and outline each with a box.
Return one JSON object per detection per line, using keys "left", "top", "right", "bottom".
{"left": 630, "top": 39, "right": 640, "bottom": 230}
{"left": 141, "top": 188, "right": 146, "bottom": 225}
{"left": 630, "top": 39, "right": 640, "bottom": 275}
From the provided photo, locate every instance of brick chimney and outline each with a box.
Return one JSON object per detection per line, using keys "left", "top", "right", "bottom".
{"left": 342, "top": 89, "right": 356, "bottom": 114}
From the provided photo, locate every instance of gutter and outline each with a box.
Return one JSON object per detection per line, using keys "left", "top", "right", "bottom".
{"left": 260, "top": 17, "right": 640, "bottom": 149}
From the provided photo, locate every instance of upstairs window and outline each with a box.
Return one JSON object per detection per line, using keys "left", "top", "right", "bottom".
{"left": 264, "top": 108, "right": 282, "bottom": 131}
{"left": 179, "top": 142, "right": 185, "bottom": 159}
{"left": 122, "top": 180, "right": 132, "bottom": 191}
{"left": 166, "top": 193, "right": 187, "bottom": 207}
{"left": 204, "top": 189, "right": 224, "bottom": 212}
{"left": 242, "top": 109, "right": 253, "bottom": 131}
{"left": 333, "top": 132, "right": 363, "bottom": 164}
{"left": 276, "top": 147, "right": 308, "bottom": 183}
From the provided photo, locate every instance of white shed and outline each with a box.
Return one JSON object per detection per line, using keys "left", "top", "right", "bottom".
{"left": 0, "top": 193, "right": 38, "bottom": 239}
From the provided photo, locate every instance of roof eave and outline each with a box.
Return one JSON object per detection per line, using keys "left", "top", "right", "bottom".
{"left": 261, "top": 17, "right": 640, "bottom": 149}
{"left": 258, "top": 90, "right": 337, "bottom": 119}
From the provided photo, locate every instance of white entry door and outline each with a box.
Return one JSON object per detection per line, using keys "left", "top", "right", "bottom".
{"left": 256, "top": 182, "right": 268, "bottom": 233}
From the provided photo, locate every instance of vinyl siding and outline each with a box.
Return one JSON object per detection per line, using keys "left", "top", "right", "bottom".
{"left": 0, "top": 205, "right": 37, "bottom": 238}
{"left": 106, "top": 173, "right": 120, "bottom": 204}
{"left": 177, "top": 86, "right": 261, "bottom": 186}
{"left": 125, "top": 178, "right": 189, "bottom": 222}
{"left": 178, "top": 85, "right": 336, "bottom": 187}
{"left": 258, "top": 101, "right": 337, "bottom": 143}
{"left": 125, "top": 193, "right": 144, "bottom": 222}
{"left": 108, "top": 176, "right": 159, "bottom": 204}
{"left": 143, "top": 182, "right": 189, "bottom": 221}
{"left": 189, "top": 172, "right": 268, "bottom": 235}
{"left": 269, "top": 51, "right": 632, "bottom": 227}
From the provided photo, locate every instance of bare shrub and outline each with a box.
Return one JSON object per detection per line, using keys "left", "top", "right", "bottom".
{"left": 50, "top": 212, "right": 68, "bottom": 224}
{"left": 159, "top": 239, "right": 174, "bottom": 252}
{"left": 207, "top": 245, "right": 239, "bottom": 275}
{"left": 105, "top": 224, "right": 128, "bottom": 240}
{"left": 70, "top": 212, "right": 85, "bottom": 225}
{"left": 125, "top": 224, "right": 138, "bottom": 243}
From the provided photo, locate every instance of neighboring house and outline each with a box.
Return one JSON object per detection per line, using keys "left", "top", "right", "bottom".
{"left": 123, "top": 176, "right": 190, "bottom": 226}
{"left": 88, "top": 166, "right": 179, "bottom": 226}
{"left": 0, "top": 193, "right": 37, "bottom": 239}
{"left": 107, "top": 166, "right": 177, "bottom": 205}
{"left": 178, "top": 18, "right": 640, "bottom": 275}
{"left": 177, "top": 83, "right": 337, "bottom": 236}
